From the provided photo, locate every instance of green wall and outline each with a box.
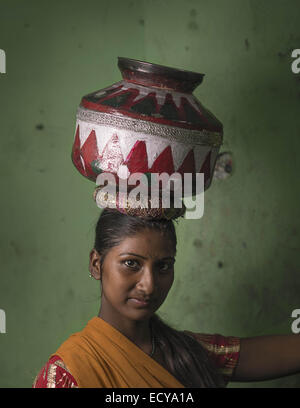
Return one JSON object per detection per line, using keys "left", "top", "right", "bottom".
{"left": 0, "top": 0, "right": 300, "bottom": 388}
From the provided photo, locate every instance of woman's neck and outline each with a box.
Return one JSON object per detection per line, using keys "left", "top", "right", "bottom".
{"left": 97, "top": 308, "right": 153, "bottom": 352}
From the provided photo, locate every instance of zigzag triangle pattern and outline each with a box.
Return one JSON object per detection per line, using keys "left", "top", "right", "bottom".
{"left": 150, "top": 145, "right": 175, "bottom": 174}
{"left": 124, "top": 141, "right": 149, "bottom": 173}
{"left": 80, "top": 129, "right": 98, "bottom": 180}
{"left": 177, "top": 149, "right": 196, "bottom": 174}
{"left": 71, "top": 124, "right": 86, "bottom": 177}
{"left": 72, "top": 122, "right": 215, "bottom": 184}
{"left": 98, "top": 133, "right": 124, "bottom": 173}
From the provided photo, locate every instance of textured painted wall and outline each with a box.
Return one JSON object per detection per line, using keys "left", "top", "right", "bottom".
{"left": 0, "top": 0, "right": 299, "bottom": 388}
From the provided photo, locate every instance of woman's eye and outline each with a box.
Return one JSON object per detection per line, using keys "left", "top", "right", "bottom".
{"left": 122, "top": 260, "right": 174, "bottom": 272}
{"left": 124, "top": 260, "right": 139, "bottom": 269}
{"left": 159, "top": 263, "right": 172, "bottom": 272}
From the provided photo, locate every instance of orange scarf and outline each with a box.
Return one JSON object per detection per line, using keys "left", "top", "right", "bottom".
{"left": 52, "top": 316, "right": 184, "bottom": 388}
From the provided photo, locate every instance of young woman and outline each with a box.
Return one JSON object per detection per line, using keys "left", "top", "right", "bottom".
{"left": 33, "top": 208, "right": 300, "bottom": 388}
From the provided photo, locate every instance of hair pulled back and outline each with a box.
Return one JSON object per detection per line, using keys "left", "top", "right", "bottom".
{"left": 94, "top": 208, "right": 177, "bottom": 272}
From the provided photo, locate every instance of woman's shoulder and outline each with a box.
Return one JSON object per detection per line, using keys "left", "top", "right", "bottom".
{"left": 32, "top": 355, "right": 78, "bottom": 388}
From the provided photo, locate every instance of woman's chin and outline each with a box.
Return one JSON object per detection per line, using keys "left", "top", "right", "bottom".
{"left": 124, "top": 306, "right": 157, "bottom": 321}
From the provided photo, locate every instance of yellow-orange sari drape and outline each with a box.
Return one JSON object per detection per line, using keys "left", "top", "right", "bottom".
{"left": 52, "top": 316, "right": 184, "bottom": 388}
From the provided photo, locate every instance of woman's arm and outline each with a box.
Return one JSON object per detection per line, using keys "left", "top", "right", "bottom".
{"left": 232, "top": 334, "right": 300, "bottom": 382}
{"left": 33, "top": 355, "right": 78, "bottom": 388}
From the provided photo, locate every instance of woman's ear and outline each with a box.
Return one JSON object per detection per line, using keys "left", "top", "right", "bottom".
{"left": 89, "top": 248, "right": 102, "bottom": 280}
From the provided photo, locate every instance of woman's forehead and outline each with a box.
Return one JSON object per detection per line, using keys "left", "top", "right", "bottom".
{"left": 112, "top": 230, "right": 176, "bottom": 258}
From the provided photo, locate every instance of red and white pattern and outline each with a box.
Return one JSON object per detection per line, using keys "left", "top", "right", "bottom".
{"left": 71, "top": 59, "right": 223, "bottom": 196}
{"left": 72, "top": 119, "right": 219, "bottom": 190}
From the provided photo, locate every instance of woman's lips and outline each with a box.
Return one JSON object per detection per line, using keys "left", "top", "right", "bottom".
{"left": 128, "top": 298, "right": 151, "bottom": 307}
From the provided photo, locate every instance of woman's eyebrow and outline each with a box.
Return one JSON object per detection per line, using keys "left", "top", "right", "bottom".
{"left": 118, "top": 252, "right": 175, "bottom": 261}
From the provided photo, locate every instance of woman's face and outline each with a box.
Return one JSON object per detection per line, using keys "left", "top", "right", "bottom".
{"left": 90, "top": 228, "right": 176, "bottom": 325}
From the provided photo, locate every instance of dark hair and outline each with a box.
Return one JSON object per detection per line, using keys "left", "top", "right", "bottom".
{"left": 93, "top": 208, "right": 225, "bottom": 388}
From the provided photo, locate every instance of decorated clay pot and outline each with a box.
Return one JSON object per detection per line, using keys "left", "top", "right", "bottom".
{"left": 71, "top": 57, "right": 223, "bottom": 197}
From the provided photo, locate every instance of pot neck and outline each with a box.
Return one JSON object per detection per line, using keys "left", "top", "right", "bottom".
{"left": 118, "top": 57, "right": 204, "bottom": 93}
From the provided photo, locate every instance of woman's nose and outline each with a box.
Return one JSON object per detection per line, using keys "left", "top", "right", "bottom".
{"left": 136, "top": 268, "right": 155, "bottom": 296}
